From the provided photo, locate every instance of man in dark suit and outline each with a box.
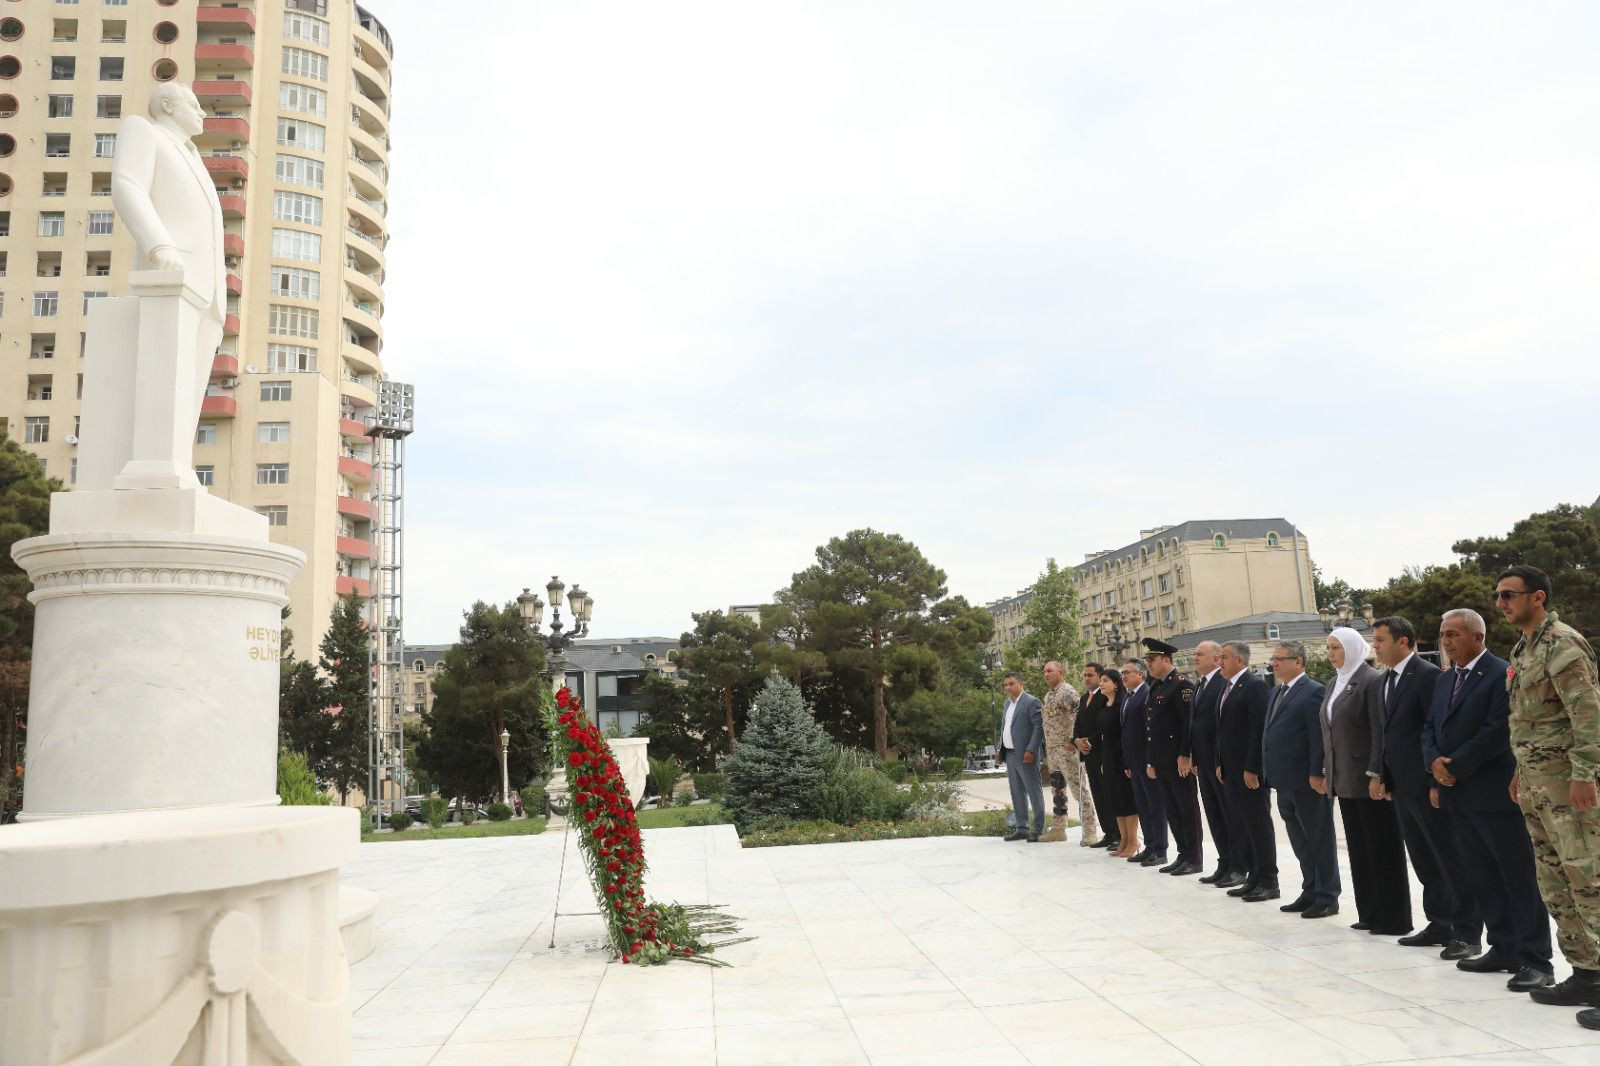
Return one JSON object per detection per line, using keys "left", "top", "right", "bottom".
{"left": 1145, "top": 638, "right": 1202, "bottom": 875}
{"left": 1262, "top": 639, "right": 1338, "bottom": 917}
{"left": 1075, "top": 663, "right": 1118, "bottom": 851}
{"left": 1216, "top": 641, "right": 1277, "bottom": 900}
{"left": 1423, "top": 608, "right": 1553, "bottom": 992}
{"left": 1120, "top": 660, "right": 1168, "bottom": 867}
{"left": 998, "top": 670, "right": 1047, "bottom": 842}
{"left": 1183, "top": 641, "right": 1236, "bottom": 884}
{"left": 1373, "top": 615, "right": 1482, "bottom": 958}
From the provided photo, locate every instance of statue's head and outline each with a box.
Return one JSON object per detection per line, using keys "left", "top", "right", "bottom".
{"left": 149, "top": 82, "right": 205, "bottom": 138}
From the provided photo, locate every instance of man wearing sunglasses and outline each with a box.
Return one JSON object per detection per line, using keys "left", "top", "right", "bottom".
{"left": 1499, "top": 564, "right": 1600, "bottom": 1029}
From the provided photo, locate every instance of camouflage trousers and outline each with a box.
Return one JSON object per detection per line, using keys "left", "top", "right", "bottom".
{"left": 1041, "top": 745, "right": 1099, "bottom": 843}
{"left": 1520, "top": 777, "right": 1600, "bottom": 970}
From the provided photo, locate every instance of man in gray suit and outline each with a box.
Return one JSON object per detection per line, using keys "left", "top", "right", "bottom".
{"left": 998, "top": 671, "right": 1047, "bottom": 842}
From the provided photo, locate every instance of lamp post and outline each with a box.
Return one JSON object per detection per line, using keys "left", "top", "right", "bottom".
{"left": 499, "top": 727, "right": 510, "bottom": 806}
{"left": 517, "top": 576, "right": 594, "bottom": 817}
{"left": 1093, "top": 608, "right": 1133, "bottom": 665}
{"left": 1318, "top": 599, "right": 1374, "bottom": 633}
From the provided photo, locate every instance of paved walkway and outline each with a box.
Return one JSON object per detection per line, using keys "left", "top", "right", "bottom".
{"left": 344, "top": 816, "right": 1596, "bottom": 1065}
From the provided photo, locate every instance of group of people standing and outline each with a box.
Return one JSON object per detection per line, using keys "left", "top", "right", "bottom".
{"left": 993, "top": 564, "right": 1600, "bottom": 1030}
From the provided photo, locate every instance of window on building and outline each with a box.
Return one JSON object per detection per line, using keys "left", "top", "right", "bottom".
{"left": 268, "top": 303, "right": 319, "bottom": 338}
{"left": 256, "top": 505, "right": 288, "bottom": 526}
{"left": 45, "top": 133, "right": 71, "bottom": 158}
{"left": 98, "top": 57, "right": 123, "bottom": 81}
{"left": 96, "top": 94, "right": 120, "bottom": 119}
{"left": 93, "top": 132, "right": 115, "bottom": 158}
{"left": 194, "top": 465, "right": 214, "bottom": 487}
{"left": 80, "top": 290, "right": 106, "bottom": 314}
{"left": 1158, "top": 572, "right": 1170, "bottom": 594}
{"left": 1106, "top": 589, "right": 1118, "bottom": 606}
{"left": 1213, "top": 535, "right": 1226, "bottom": 549}
{"left": 195, "top": 423, "right": 216, "bottom": 445}
{"left": 23, "top": 416, "right": 49, "bottom": 443}
{"left": 274, "top": 153, "right": 324, "bottom": 189}
{"left": 278, "top": 81, "right": 327, "bottom": 117}
{"left": 1266, "top": 623, "right": 1280, "bottom": 640}
{"left": 86, "top": 209, "right": 113, "bottom": 235}
{"left": 48, "top": 94, "right": 74, "bottom": 118}
{"left": 1143, "top": 609, "right": 1156, "bottom": 626}
{"left": 28, "top": 376, "right": 53, "bottom": 401}
{"left": 260, "top": 380, "right": 292, "bottom": 402}
{"left": 257, "top": 422, "right": 290, "bottom": 444}
{"left": 1092, "top": 594, "right": 1102, "bottom": 610}
{"left": 283, "top": 11, "right": 330, "bottom": 45}
{"left": 69, "top": 457, "right": 77, "bottom": 485}
{"left": 272, "top": 190, "right": 322, "bottom": 226}
{"left": 1267, "top": 532, "right": 1280, "bottom": 547}
{"left": 1140, "top": 578, "right": 1154, "bottom": 599}
{"left": 271, "top": 227, "right": 321, "bottom": 263}
{"left": 266, "top": 344, "right": 317, "bottom": 373}
{"left": 269, "top": 266, "right": 319, "bottom": 299}
{"left": 413, "top": 659, "right": 425, "bottom": 673}
{"left": 275, "top": 117, "right": 325, "bottom": 152}
{"left": 51, "top": 57, "right": 75, "bottom": 80}
{"left": 281, "top": 47, "right": 328, "bottom": 81}
{"left": 33, "top": 291, "right": 59, "bottom": 317}
{"left": 287, "top": 0, "right": 329, "bottom": 15}
{"left": 1175, "top": 566, "right": 1184, "bottom": 587}
{"left": 1162, "top": 606, "right": 1174, "bottom": 626}
{"left": 1080, "top": 598, "right": 1090, "bottom": 613}
{"left": 256, "top": 463, "right": 289, "bottom": 486}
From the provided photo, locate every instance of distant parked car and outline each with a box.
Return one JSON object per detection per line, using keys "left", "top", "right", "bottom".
{"left": 446, "top": 798, "right": 487, "bottom": 823}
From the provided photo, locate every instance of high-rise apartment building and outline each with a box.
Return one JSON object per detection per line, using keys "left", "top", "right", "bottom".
{"left": 0, "top": 0, "right": 395, "bottom": 653}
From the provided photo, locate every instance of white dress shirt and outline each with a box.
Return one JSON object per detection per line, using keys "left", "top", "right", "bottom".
{"left": 1002, "top": 697, "right": 1017, "bottom": 749}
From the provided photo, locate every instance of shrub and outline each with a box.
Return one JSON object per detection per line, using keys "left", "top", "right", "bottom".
{"left": 276, "top": 751, "right": 331, "bottom": 806}
{"left": 387, "top": 811, "right": 412, "bottom": 831}
{"left": 814, "top": 755, "right": 915, "bottom": 825}
{"left": 461, "top": 807, "right": 478, "bottom": 825}
{"left": 723, "top": 674, "right": 831, "bottom": 832}
{"left": 740, "top": 811, "right": 1011, "bottom": 848}
{"left": 940, "top": 757, "right": 965, "bottom": 781}
{"left": 874, "top": 759, "right": 908, "bottom": 784}
{"left": 486, "top": 802, "right": 512, "bottom": 822}
{"left": 648, "top": 755, "right": 685, "bottom": 805}
{"left": 522, "top": 784, "right": 546, "bottom": 816}
{"left": 421, "top": 797, "right": 447, "bottom": 829}
{"left": 692, "top": 772, "right": 725, "bottom": 801}
{"left": 681, "top": 805, "right": 733, "bottom": 827}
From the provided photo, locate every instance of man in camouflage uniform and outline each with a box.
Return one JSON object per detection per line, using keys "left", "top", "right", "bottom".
{"left": 1498, "top": 564, "right": 1600, "bottom": 1027}
{"left": 1040, "top": 660, "right": 1097, "bottom": 844}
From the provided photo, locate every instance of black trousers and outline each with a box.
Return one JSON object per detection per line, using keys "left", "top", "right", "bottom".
{"left": 1394, "top": 787, "right": 1480, "bottom": 941}
{"left": 1130, "top": 768, "right": 1167, "bottom": 852}
{"left": 1083, "top": 754, "right": 1117, "bottom": 843}
{"left": 1155, "top": 760, "right": 1203, "bottom": 865}
{"left": 1196, "top": 760, "right": 1235, "bottom": 871}
{"left": 1450, "top": 806, "right": 1552, "bottom": 973}
{"left": 1278, "top": 787, "right": 1340, "bottom": 904}
{"left": 1225, "top": 773, "right": 1277, "bottom": 888}
{"left": 1339, "top": 796, "right": 1412, "bottom": 931}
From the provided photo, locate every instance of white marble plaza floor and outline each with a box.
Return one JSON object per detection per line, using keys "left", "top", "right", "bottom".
{"left": 344, "top": 820, "right": 1600, "bottom": 1066}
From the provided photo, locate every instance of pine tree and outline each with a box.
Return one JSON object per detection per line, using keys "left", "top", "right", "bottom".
{"left": 321, "top": 595, "right": 372, "bottom": 804}
{"left": 722, "top": 673, "right": 831, "bottom": 831}
{"left": 0, "top": 431, "right": 58, "bottom": 821}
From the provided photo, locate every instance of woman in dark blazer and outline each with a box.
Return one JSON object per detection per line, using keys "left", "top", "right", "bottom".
{"left": 1096, "top": 669, "right": 1140, "bottom": 858}
{"left": 1315, "top": 626, "right": 1412, "bottom": 935}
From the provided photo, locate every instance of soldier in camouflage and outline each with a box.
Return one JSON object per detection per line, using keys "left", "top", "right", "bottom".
{"left": 1497, "top": 564, "right": 1600, "bottom": 1028}
{"left": 1039, "top": 660, "right": 1097, "bottom": 845}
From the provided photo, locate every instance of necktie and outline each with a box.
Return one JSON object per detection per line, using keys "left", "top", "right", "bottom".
{"left": 1451, "top": 666, "right": 1468, "bottom": 701}
{"left": 1383, "top": 670, "right": 1397, "bottom": 712}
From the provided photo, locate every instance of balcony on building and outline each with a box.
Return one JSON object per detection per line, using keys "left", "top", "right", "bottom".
{"left": 197, "top": 6, "right": 258, "bottom": 32}
{"left": 355, "top": 5, "right": 394, "bottom": 64}
{"left": 347, "top": 152, "right": 387, "bottom": 196}
{"left": 218, "top": 193, "right": 246, "bottom": 219}
{"left": 194, "top": 41, "right": 255, "bottom": 71}
{"left": 345, "top": 265, "right": 384, "bottom": 308}
{"left": 201, "top": 116, "right": 251, "bottom": 143}
{"left": 193, "top": 79, "right": 252, "bottom": 106}
{"left": 222, "top": 233, "right": 245, "bottom": 257}
{"left": 204, "top": 154, "right": 249, "bottom": 182}
{"left": 337, "top": 493, "right": 372, "bottom": 522}
{"left": 201, "top": 394, "right": 237, "bottom": 419}
{"left": 335, "top": 535, "right": 371, "bottom": 559}
{"left": 338, "top": 454, "right": 373, "bottom": 482}
{"left": 336, "top": 576, "right": 371, "bottom": 598}
{"left": 221, "top": 313, "right": 240, "bottom": 337}
{"left": 211, "top": 353, "right": 239, "bottom": 380}
{"left": 351, "top": 62, "right": 390, "bottom": 115}
{"left": 340, "top": 416, "right": 369, "bottom": 441}
{"left": 226, "top": 272, "right": 243, "bottom": 295}
{"left": 343, "top": 296, "right": 382, "bottom": 343}
{"left": 342, "top": 343, "right": 381, "bottom": 378}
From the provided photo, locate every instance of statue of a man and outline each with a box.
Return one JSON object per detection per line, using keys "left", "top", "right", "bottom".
{"left": 102, "top": 82, "right": 227, "bottom": 489}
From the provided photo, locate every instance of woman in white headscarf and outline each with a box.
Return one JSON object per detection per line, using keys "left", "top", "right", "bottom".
{"left": 1314, "top": 626, "right": 1412, "bottom": 937}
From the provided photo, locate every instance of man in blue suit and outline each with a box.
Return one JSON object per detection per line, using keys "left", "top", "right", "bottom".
{"left": 1262, "top": 639, "right": 1339, "bottom": 918}
{"left": 998, "top": 671, "right": 1047, "bottom": 842}
{"left": 1121, "top": 660, "right": 1168, "bottom": 867}
{"left": 1422, "top": 608, "right": 1553, "bottom": 992}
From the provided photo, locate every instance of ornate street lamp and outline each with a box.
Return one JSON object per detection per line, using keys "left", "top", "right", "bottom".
{"left": 1094, "top": 608, "right": 1132, "bottom": 664}
{"left": 499, "top": 727, "right": 510, "bottom": 807}
{"left": 519, "top": 576, "right": 594, "bottom": 817}
{"left": 1318, "top": 599, "right": 1375, "bottom": 633}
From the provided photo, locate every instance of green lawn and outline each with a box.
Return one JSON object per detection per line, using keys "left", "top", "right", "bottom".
{"left": 360, "top": 816, "right": 548, "bottom": 842}
{"left": 634, "top": 804, "right": 730, "bottom": 829}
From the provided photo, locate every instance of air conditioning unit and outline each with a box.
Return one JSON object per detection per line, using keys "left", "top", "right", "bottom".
{"left": 229, "top": 140, "right": 241, "bottom": 150}
{"left": 230, "top": 177, "right": 243, "bottom": 188}
{"left": 244, "top": 364, "right": 258, "bottom": 374}
{"left": 64, "top": 434, "right": 79, "bottom": 445}
{"left": 220, "top": 377, "right": 239, "bottom": 389}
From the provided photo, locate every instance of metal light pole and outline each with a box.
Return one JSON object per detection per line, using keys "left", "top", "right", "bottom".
{"left": 1093, "top": 608, "right": 1133, "bottom": 665}
{"left": 1318, "top": 599, "right": 1374, "bottom": 633}
{"left": 517, "top": 577, "right": 595, "bottom": 817}
{"left": 498, "top": 727, "right": 510, "bottom": 806}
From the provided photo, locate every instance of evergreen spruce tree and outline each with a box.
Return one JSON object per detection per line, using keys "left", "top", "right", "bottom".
{"left": 722, "top": 673, "right": 831, "bottom": 831}
{"left": 321, "top": 595, "right": 372, "bottom": 804}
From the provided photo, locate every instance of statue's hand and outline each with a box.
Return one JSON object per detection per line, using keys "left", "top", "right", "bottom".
{"left": 149, "top": 244, "right": 184, "bottom": 272}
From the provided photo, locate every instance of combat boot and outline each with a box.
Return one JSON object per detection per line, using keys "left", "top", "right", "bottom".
{"left": 1531, "top": 968, "right": 1600, "bottom": 1007}
{"left": 1038, "top": 815, "right": 1067, "bottom": 843}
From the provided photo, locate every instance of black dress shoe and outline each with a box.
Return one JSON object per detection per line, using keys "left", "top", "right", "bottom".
{"left": 1398, "top": 926, "right": 1449, "bottom": 948}
{"left": 1227, "top": 882, "right": 1256, "bottom": 897}
{"left": 1089, "top": 838, "right": 1114, "bottom": 849}
{"left": 1530, "top": 968, "right": 1600, "bottom": 1006}
{"left": 1350, "top": 921, "right": 1371, "bottom": 931}
{"left": 1457, "top": 949, "right": 1516, "bottom": 974}
{"left": 1127, "top": 848, "right": 1151, "bottom": 863}
{"left": 1158, "top": 859, "right": 1182, "bottom": 873}
{"left": 1580, "top": 1006, "right": 1600, "bottom": 1030}
{"left": 1242, "top": 886, "right": 1281, "bottom": 903}
{"left": 1199, "top": 869, "right": 1226, "bottom": 884}
{"left": 1004, "top": 831, "right": 1028, "bottom": 842}
{"left": 1168, "top": 861, "right": 1203, "bottom": 876}
{"left": 1302, "top": 900, "right": 1340, "bottom": 919}
{"left": 1440, "top": 941, "right": 1481, "bottom": 961}
{"left": 1215, "top": 871, "right": 1248, "bottom": 889}
{"left": 1370, "top": 926, "right": 1413, "bottom": 936}
{"left": 1507, "top": 967, "right": 1555, "bottom": 993}
{"left": 1026, "top": 833, "right": 1040, "bottom": 842}
{"left": 1280, "top": 893, "right": 1314, "bottom": 913}
{"left": 1140, "top": 852, "right": 1168, "bottom": 867}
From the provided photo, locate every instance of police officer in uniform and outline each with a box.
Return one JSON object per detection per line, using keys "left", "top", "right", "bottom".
{"left": 1143, "top": 638, "right": 1204, "bottom": 875}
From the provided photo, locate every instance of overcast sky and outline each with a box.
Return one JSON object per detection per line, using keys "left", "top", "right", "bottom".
{"left": 373, "top": 1, "right": 1600, "bottom": 644}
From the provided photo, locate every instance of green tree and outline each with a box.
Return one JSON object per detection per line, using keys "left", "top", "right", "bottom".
{"left": 891, "top": 682, "right": 994, "bottom": 760}
{"left": 277, "top": 608, "right": 334, "bottom": 783}
{"left": 416, "top": 600, "right": 548, "bottom": 805}
{"left": 1368, "top": 564, "right": 1518, "bottom": 658}
{"left": 1453, "top": 503, "right": 1600, "bottom": 639}
{"left": 635, "top": 671, "right": 726, "bottom": 770}
{"left": 0, "top": 432, "right": 58, "bottom": 821}
{"left": 722, "top": 673, "right": 831, "bottom": 831}
{"left": 1011, "top": 558, "right": 1088, "bottom": 692}
{"left": 1311, "top": 563, "right": 1370, "bottom": 611}
{"left": 676, "top": 609, "right": 764, "bottom": 749}
{"left": 776, "top": 529, "right": 951, "bottom": 757}
{"left": 321, "top": 595, "right": 372, "bottom": 804}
